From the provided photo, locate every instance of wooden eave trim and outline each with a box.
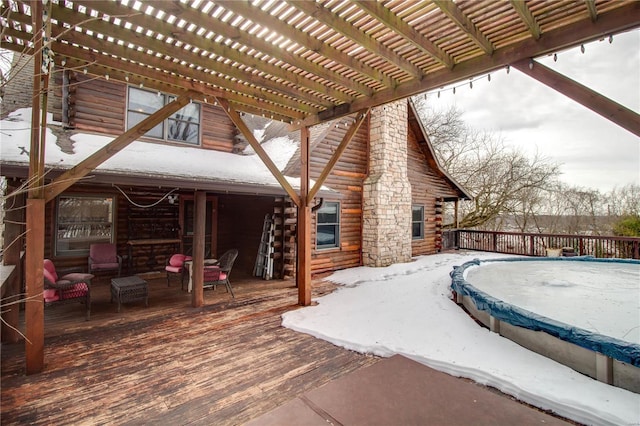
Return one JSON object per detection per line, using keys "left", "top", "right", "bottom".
{"left": 303, "top": 3, "right": 640, "bottom": 126}
{"left": 513, "top": 59, "right": 640, "bottom": 138}
{"left": 285, "top": 0, "right": 423, "bottom": 80}
{"left": 308, "top": 108, "right": 369, "bottom": 201}
{"left": 509, "top": 0, "right": 541, "bottom": 40}
{"left": 352, "top": 0, "right": 454, "bottom": 70}
{"left": 133, "top": 0, "right": 372, "bottom": 99}
{"left": 433, "top": 0, "right": 495, "bottom": 55}
{"left": 216, "top": 98, "right": 301, "bottom": 207}
{"left": 43, "top": 91, "right": 198, "bottom": 202}
{"left": 215, "top": 0, "right": 397, "bottom": 90}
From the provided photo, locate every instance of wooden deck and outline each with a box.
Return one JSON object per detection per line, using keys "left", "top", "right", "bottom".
{"left": 1, "top": 272, "right": 378, "bottom": 425}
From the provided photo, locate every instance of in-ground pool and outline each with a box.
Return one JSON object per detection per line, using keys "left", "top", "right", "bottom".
{"left": 450, "top": 256, "right": 640, "bottom": 393}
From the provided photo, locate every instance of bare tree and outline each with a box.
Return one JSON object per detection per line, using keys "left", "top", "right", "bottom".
{"left": 414, "top": 100, "right": 561, "bottom": 229}
{"left": 605, "top": 184, "right": 640, "bottom": 217}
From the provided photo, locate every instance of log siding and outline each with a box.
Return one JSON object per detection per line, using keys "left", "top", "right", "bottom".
{"left": 408, "top": 125, "right": 459, "bottom": 257}
{"left": 68, "top": 77, "right": 236, "bottom": 151}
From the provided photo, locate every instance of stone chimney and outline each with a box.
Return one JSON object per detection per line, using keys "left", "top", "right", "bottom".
{"left": 362, "top": 100, "right": 412, "bottom": 267}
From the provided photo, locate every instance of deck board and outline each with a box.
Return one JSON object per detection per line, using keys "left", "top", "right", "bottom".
{"left": 1, "top": 274, "right": 378, "bottom": 425}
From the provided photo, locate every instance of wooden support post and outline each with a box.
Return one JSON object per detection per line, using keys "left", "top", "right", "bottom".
{"left": 297, "top": 126, "right": 312, "bottom": 306}
{"left": 24, "top": 0, "right": 47, "bottom": 375}
{"left": 25, "top": 198, "right": 45, "bottom": 374}
{"left": 191, "top": 191, "right": 206, "bottom": 308}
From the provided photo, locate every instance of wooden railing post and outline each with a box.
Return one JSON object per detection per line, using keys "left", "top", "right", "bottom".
{"left": 529, "top": 235, "right": 535, "bottom": 256}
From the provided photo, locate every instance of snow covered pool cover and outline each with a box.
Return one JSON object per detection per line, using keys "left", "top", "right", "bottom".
{"left": 450, "top": 256, "right": 640, "bottom": 365}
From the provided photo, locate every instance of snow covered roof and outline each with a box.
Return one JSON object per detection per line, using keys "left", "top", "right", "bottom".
{"left": 0, "top": 108, "right": 335, "bottom": 196}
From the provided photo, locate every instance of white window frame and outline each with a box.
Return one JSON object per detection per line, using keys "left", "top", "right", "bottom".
{"left": 126, "top": 86, "right": 201, "bottom": 145}
{"left": 55, "top": 195, "right": 115, "bottom": 256}
{"left": 412, "top": 205, "right": 425, "bottom": 240}
{"left": 316, "top": 201, "right": 340, "bottom": 250}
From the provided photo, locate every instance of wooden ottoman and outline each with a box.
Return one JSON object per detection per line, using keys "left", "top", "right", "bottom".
{"left": 110, "top": 276, "right": 148, "bottom": 312}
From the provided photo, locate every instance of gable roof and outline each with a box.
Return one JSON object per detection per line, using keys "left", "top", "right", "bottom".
{"left": 408, "top": 99, "right": 473, "bottom": 201}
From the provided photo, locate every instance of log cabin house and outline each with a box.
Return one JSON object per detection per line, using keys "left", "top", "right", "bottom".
{"left": 1, "top": 57, "right": 470, "bottom": 282}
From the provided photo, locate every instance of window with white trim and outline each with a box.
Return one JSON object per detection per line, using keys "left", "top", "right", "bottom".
{"left": 127, "top": 87, "right": 201, "bottom": 144}
{"left": 56, "top": 195, "right": 114, "bottom": 256}
{"left": 412, "top": 205, "right": 424, "bottom": 240}
{"left": 316, "top": 202, "right": 340, "bottom": 249}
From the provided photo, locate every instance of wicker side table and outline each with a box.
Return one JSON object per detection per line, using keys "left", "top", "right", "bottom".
{"left": 110, "top": 276, "right": 149, "bottom": 312}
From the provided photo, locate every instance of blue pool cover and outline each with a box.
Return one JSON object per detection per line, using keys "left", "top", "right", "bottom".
{"left": 450, "top": 256, "right": 640, "bottom": 367}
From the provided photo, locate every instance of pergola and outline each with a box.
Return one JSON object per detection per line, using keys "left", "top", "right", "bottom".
{"left": 2, "top": 0, "right": 639, "bottom": 374}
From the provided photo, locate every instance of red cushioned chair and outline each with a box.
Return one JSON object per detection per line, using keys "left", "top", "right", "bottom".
{"left": 43, "top": 259, "right": 94, "bottom": 320}
{"left": 88, "top": 243, "right": 122, "bottom": 278}
{"left": 165, "top": 253, "right": 192, "bottom": 287}
{"left": 203, "top": 249, "right": 238, "bottom": 298}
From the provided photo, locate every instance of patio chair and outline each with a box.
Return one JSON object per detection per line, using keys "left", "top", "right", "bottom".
{"left": 165, "top": 253, "right": 192, "bottom": 287}
{"left": 203, "top": 249, "right": 238, "bottom": 298}
{"left": 43, "top": 259, "right": 94, "bottom": 320}
{"left": 88, "top": 243, "right": 122, "bottom": 278}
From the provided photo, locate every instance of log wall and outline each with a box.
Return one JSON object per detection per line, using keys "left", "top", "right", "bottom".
{"left": 407, "top": 127, "right": 457, "bottom": 256}
{"left": 69, "top": 73, "right": 126, "bottom": 134}
{"left": 68, "top": 76, "right": 237, "bottom": 152}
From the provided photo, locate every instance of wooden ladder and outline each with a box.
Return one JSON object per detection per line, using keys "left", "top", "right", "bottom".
{"left": 253, "top": 213, "right": 275, "bottom": 279}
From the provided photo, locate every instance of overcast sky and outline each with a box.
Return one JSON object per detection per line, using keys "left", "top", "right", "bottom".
{"left": 424, "top": 29, "right": 640, "bottom": 193}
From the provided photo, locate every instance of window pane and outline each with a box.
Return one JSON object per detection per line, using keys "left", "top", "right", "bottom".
{"left": 318, "top": 203, "right": 338, "bottom": 224}
{"left": 168, "top": 119, "right": 199, "bottom": 144}
{"left": 171, "top": 102, "right": 200, "bottom": 121}
{"left": 127, "top": 111, "right": 164, "bottom": 138}
{"left": 129, "top": 87, "right": 164, "bottom": 114}
{"left": 56, "top": 196, "right": 114, "bottom": 255}
{"left": 412, "top": 206, "right": 423, "bottom": 222}
{"left": 317, "top": 225, "right": 337, "bottom": 247}
{"left": 412, "top": 222, "right": 423, "bottom": 239}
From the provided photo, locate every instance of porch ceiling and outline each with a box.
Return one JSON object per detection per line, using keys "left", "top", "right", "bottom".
{"left": 3, "top": 0, "right": 639, "bottom": 127}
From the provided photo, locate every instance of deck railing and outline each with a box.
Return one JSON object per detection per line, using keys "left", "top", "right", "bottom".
{"left": 442, "top": 229, "right": 640, "bottom": 259}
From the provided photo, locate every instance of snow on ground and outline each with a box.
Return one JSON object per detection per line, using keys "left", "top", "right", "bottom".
{"left": 282, "top": 252, "right": 640, "bottom": 426}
